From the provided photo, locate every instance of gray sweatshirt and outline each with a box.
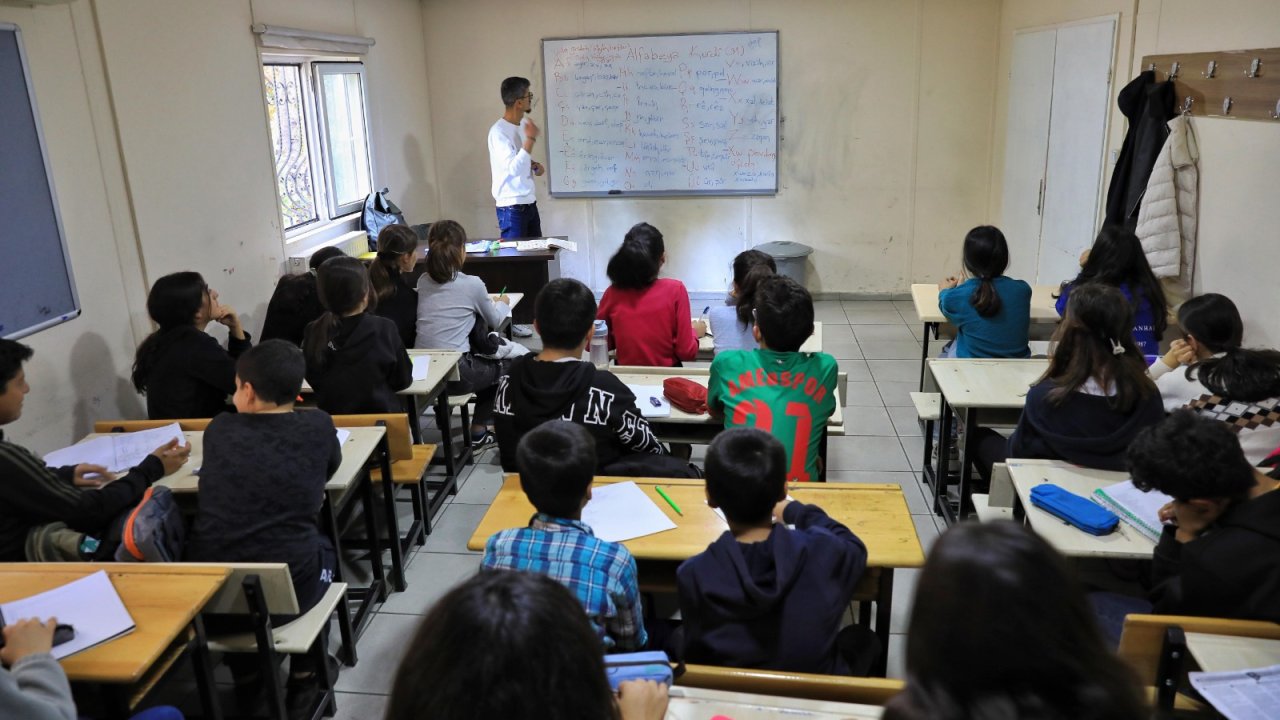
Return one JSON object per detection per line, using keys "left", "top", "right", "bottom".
{"left": 0, "top": 653, "right": 77, "bottom": 720}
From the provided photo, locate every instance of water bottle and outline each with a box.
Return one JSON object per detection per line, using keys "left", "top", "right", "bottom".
{"left": 589, "top": 320, "right": 610, "bottom": 368}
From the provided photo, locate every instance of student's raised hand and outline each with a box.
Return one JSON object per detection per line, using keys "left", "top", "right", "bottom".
{"left": 0, "top": 617, "right": 56, "bottom": 666}
{"left": 523, "top": 118, "right": 540, "bottom": 141}
{"left": 616, "top": 680, "right": 669, "bottom": 720}
{"left": 692, "top": 319, "right": 708, "bottom": 338}
{"left": 939, "top": 276, "right": 960, "bottom": 290}
{"left": 1168, "top": 338, "right": 1198, "bottom": 367}
{"left": 73, "top": 464, "right": 116, "bottom": 488}
{"left": 150, "top": 438, "right": 192, "bottom": 476}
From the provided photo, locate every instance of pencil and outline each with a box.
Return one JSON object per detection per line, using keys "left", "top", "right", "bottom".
{"left": 655, "top": 486, "right": 683, "bottom": 516}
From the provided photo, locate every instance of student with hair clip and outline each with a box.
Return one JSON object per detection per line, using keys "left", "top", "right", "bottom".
{"left": 132, "top": 271, "right": 251, "bottom": 419}
{"left": 303, "top": 256, "right": 411, "bottom": 415}
{"left": 415, "top": 220, "right": 512, "bottom": 446}
{"left": 1148, "top": 293, "right": 1280, "bottom": 464}
{"left": 937, "top": 225, "right": 1031, "bottom": 359}
{"left": 261, "top": 246, "right": 346, "bottom": 345}
{"left": 1056, "top": 225, "right": 1168, "bottom": 357}
{"left": 883, "top": 522, "right": 1145, "bottom": 720}
{"left": 368, "top": 224, "right": 420, "bottom": 348}
{"left": 973, "top": 283, "right": 1165, "bottom": 483}
{"left": 707, "top": 249, "right": 776, "bottom": 354}
{"left": 597, "top": 222, "right": 704, "bottom": 367}
{"left": 385, "top": 571, "right": 668, "bottom": 720}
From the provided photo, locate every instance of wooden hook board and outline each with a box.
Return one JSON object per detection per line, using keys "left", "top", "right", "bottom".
{"left": 1141, "top": 47, "right": 1280, "bottom": 122}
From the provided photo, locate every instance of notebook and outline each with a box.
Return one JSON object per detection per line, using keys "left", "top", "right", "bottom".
{"left": 0, "top": 571, "right": 135, "bottom": 660}
{"left": 1092, "top": 479, "right": 1171, "bottom": 543}
{"left": 43, "top": 423, "right": 185, "bottom": 474}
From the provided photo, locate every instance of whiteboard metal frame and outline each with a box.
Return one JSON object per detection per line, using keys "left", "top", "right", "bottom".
{"left": 0, "top": 23, "right": 81, "bottom": 340}
{"left": 541, "top": 30, "right": 780, "bottom": 198}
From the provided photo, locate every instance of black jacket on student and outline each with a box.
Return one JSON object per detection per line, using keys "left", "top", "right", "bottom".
{"left": 261, "top": 272, "right": 325, "bottom": 346}
{"left": 1150, "top": 489, "right": 1280, "bottom": 623}
{"left": 1006, "top": 379, "right": 1165, "bottom": 471}
{"left": 373, "top": 268, "right": 419, "bottom": 349}
{"left": 143, "top": 325, "right": 252, "bottom": 420}
{"left": 676, "top": 502, "right": 868, "bottom": 674}
{"left": 304, "top": 312, "right": 413, "bottom": 415}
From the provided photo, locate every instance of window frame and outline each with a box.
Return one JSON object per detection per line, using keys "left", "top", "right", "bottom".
{"left": 312, "top": 61, "right": 374, "bottom": 220}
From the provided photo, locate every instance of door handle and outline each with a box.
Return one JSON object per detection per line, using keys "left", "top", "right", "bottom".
{"left": 1036, "top": 178, "right": 1045, "bottom": 216}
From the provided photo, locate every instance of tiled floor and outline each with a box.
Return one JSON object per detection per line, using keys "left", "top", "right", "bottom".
{"left": 328, "top": 299, "right": 940, "bottom": 717}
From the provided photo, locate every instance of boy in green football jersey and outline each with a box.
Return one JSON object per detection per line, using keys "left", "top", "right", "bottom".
{"left": 707, "top": 276, "right": 837, "bottom": 482}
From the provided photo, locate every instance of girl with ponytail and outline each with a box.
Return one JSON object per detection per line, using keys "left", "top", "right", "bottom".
{"left": 369, "top": 224, "right": 420, "bottom": 347}
{"left": 303, "top": 256, "right": 412, "bottom": 414}
{"left": 937, "top": 226, "right": 1032, "bottom": 358}
{"left": 132, "top": 271, "right": 251, "bottom": 419}
{"left": 1149, "top": 293, "right": 1280, "bottom": 464}
{"left": 1056, "top": 225, "right": 1168, "bottom": 357}
{"left": 707, "top": 249, "right": 776, "bottom": 354}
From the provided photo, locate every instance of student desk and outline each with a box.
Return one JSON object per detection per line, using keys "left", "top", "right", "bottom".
{"left": 1006, "top": 459, "right": 1156, "bottom": 559}
{"left": 404, "top": 241, "right": 562, "bottom": 325}
{"left": 910, "top": 283, "right": 1060, "bottom": 390}
{"left": 0, "top": 563, "right": 229, "bottom": 720}
{"left": 927, "top": 358, "right": 1047, "bottom": 524}
{"left": 668, "top": 686, "right": 883, "bottom": 718}
{"left": 1185, "top": 633, "right": 1280, "bottom": 672}
{"left": 467, "top": 476, "right": 924, "bottom": 677}
{"left": 696, "top": 321, "right": 823, "bottom": 360}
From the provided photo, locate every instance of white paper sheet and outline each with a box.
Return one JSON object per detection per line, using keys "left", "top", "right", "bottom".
{"left": 1190, "top": 664, "right": 1280, "bottom": 720}
{"left": 0, "top": 570, "right": 136, "bottom": 660}
{"left": 464, "top": 240, "right": 494, "bottom": 253}
{"left": 43, "top": 423, "right": 185, "bottom": 474}
{"left": 411, "top": 355, "right": 432, "bottom": 381}
{"left": 626, "top": 385, "right": 671, "bottom": 418}
{"left": 336, "top": 428, "right": 351, "bottom": 446}
{"left": 581, "top": 481, "right": 677, "bottom": 542}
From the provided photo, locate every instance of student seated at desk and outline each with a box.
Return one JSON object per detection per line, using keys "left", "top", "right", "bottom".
{"left": 936, "top": 226, "right": 1031, "bottom": 359}
{"left": 368, "top": 224, "right": 420, "bottom": 348}
{"left": 131, "top": 271, "right": 251, "bottom": 419}
{"left": 883, "top": 522, "right": 1144, "bottom": 720}
{"left": 1128, "top": 411, "right": 1280, "bottom": 623}
{"left": 186, "top": 340, "right": 341, "bottom": 717}
{"left": 482, "top": 421, "right": 648, "bottom": 651}
{"left": 677, "top": 429, "right": 876, "bottom": 676}
{"left": 494, "top": 278, "right": 696, "bottom": 479}
{"left": 596, "top": 222, "right": 705, "bottom": 367}
{"left": 708, "top": 276, "right": 837, "bottom": 483}
{"left": 972, "top": 284, "right": 1164, "bottom": 484}
{"left": 0, "top": 339, "right": 189, "bottom": 562}
{"left": 260, "top": 246, "right": 346, "bottom": 345}
{"left": 303, "top": 256, "right": 412, "bottom": 415}
{"left": 386, "top": 571, "right": 668, "bottom": 720}
{"left": 707, "top": 249, "right": 775, "bottom": 354}
{"left": 1055, "top": 226, "right": 1168, "bottom": 357}
{"left": 1, "top": 616, "right": 183, "bottom": 720}
{"left": 1147, "top": 293, "right": 1280, "bottom": 464}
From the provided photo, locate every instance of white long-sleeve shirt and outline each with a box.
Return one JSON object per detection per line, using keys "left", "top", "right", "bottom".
{"left": 1149, "top": 355, "right": 1280, "bottom": 465}
{"left": 488, "top": 118, "right": 536, "bottom": 206}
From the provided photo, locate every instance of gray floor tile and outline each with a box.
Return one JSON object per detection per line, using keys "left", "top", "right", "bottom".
{"left": 380, "top": 552, "right": 480, "bottom": 615}
{"left": 877, "top": 380, "right": 917, "bottom": 407}
{"left": 890, "top": 567, "right": 920, "bottom": 634}
{"left": 333, "top": 692, "right": 389, "bottom": 720}
{"left": 333, "top": 612, "right": 423, "bottom": 694}
{"left": 886, "top": 405, "right": 923, "bottom": 436}
{"left": 852, "top": 324, "right": 917, "bottom": 342}
{"left": 833, "top": 405, "right": 896, "bottom": 436}
{"left": 900, "top": 435, "right": 926, "bottom": 471}
{"left": 826, "top": 471, "right": 930, "bottom": 515}
{"left": 841, "top": 300, "right": 897, "bottom": 312}
{"left": 911, "top": 511, "right": 942, "bottom": 553}
{"left": 823, "top": 324, "right": 856, "bottom": 344}
{"left": 886, "top": 633, "right": 907, "bottom": 680}
{"left": 421, "top": 503, "right": 489, "bottom": 554}
{"left": 859, "top": 340, "right": 923, "bottom": 360}
{"left": 814, "top": 302, "right": 849, "bottom": 324}
{"left": 843, "top": 381, "right": 884, "bottom": 407}
{"left": 836, "top": 358, "right": 872, "bottom": 382}
{"left": 454, "top": 461, "right": 505, "bottom": 505}
{"left": 843, "top": 308, "right": 906, "bottom": 325}
{"left": 867, "top": 359, "right": 919, "bottom": 383}
{"left": 825, "top": 341, "right": 863, "bottom": 360}
{"left": 826, "top": 435, "right": 909, "bottom": 472}
{"left": 891, "top": 299, "right": 918, "bottom": 316}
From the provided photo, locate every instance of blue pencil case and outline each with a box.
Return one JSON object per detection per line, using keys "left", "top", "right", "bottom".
{"left": 1030, "top": 483, "right": 1119, "bottom": 536}
{"left": 603, "top": 651, "right": 672, "bottom": 690}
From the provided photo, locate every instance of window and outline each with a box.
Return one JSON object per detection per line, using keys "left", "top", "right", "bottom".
{"left": 262, "top": 59, "right": 372, "bottom": 236}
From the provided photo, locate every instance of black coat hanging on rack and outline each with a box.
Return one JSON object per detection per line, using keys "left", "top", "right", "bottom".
{"left": 1104, "top": 70, "right": 1177, "bottom": 230}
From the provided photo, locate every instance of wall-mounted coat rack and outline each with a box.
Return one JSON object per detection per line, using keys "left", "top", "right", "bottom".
{"left": 1142, "top": 47, "right": 1280, "bottom": 122}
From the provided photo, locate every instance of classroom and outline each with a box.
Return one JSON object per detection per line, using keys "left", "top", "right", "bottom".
{"left": 2, "top": 1, "right": 1279, "bottom": 719}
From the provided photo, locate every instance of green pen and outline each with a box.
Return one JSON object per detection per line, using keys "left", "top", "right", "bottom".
{"left": 655, "top": 486, "right": 683, "bottom": 516}
{"left": 498, "top": 285, "right": 507, "bottom": 296}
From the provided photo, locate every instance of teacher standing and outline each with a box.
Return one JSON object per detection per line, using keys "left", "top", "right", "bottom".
{"left": 488, "top": 76, "right": 545, "bottom": 238}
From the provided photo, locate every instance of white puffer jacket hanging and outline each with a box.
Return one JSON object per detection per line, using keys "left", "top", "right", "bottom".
{"left": 1136, "top": 114, "right": 1199, "bottom": 287}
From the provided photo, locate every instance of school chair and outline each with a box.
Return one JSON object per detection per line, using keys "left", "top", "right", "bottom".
{"left": 675, "top": 664, "right": 904, "bottom": 706}
{"left": 94, "top": 418, "right": 212, "bottom": 433}
{"left": 1118, "top": 613, "right": 1280, "bottom": 714}
{"left": 169, "top": 562, "right": 349, "bottom": 720}
{"left": 971, "top": 462, "right": 1016, "bottom": 522}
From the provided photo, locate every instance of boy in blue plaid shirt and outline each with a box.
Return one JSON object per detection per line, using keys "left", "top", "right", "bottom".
{"left": 482, "top": 421, "right": 648, "bottom": 650}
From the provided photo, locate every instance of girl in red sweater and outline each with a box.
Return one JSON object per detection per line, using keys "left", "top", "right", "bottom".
{"left": 596, "top": 223, "right": 704, "bottom": 366}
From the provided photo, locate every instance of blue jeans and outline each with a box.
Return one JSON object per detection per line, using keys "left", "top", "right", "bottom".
{"left": 496, "top": 203, "right": 542, "bottom": 239}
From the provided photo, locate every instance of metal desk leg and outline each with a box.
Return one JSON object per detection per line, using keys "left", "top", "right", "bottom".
{"left": 191, "top": 615, "right": 223, "bottom": 720}
{"left": 918, "top": 322, "right": 936, "bottom": 391}
{"left": 933, "top": 400, "right": 956, "bottom": 525}
{"left": 874, "top": 569, "right": 894, "bottom": 677}
{"left": 378, "top": 436, "right": 407, "bottom": 592}
{"left": 359, "top": 469, "right": 388, "bottom": 601}
{"left": 434, "top": 392, "right": 459, "bottom": 495}
{"left": 957, "top": 407, "right": 977, "bottom": 520}
{"left": 405, "top": 395, "right": 422, "bottom": 445}
{"left": 321, "top": 496, "right": 358, "bottom": 660}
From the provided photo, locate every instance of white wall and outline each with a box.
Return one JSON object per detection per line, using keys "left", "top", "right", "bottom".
{"left": 420, "top": 0, "right": 1001, "bottom": 296}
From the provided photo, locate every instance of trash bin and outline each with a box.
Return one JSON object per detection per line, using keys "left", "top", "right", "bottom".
{"left": 754, "top": 241, "right": 814, "bottom": 286}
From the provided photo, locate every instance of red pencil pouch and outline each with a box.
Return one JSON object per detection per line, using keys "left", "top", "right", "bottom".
{"left": 663, "top": 377, "right": 708, "bottom": 415}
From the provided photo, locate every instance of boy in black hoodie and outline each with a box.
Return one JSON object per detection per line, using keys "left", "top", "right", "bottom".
{"left": 1128, "top": 410, "right": 1280, "bottom": 622}
{"left": 493, "top": 278, "right": 696, "bottom": 478}
{"left": 676, "top": 428, "right": 877, "bottom": 675}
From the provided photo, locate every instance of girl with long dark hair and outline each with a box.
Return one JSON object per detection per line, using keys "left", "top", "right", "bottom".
{"left": 937, "top": 226, "right": 1032, "bottom": 358}
{"left": 707, "top": 249, "right": 776, "bottom": 354}
{"left": 368, "top": 224, "right": 420, "bottom": 347}
{"left": 1056, "top": 225, "right": 1168, "bottom": 357}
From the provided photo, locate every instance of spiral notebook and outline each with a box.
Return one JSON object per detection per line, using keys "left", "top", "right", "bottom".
{"left": 1092, "top": 480, "right": 1171, "bottom": 543}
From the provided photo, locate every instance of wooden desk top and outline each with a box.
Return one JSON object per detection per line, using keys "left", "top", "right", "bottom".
{"left": 910, "top": 283, "right": 1060, "bottom": 325}
{"left": 79, "top": 426, "right": 384, "bottom": 495}
{"left": 1007, "top": 459, "right": 1155, "bottom": 560}
{"left": 466, "top": 476, "right": 924, "bottom": 569}
{"left": 928, "top": 358, "right": 1048, "bottom": 409}
{"left": 404, "top": 349, "right": 462, "bottom": 395}
{"left": 0, "top": 564, "right": 228, "bottom": 684}
{"left": 1185, "top": 632, "right": 1280, "bottom": 673}
{"left": 610, "top": 367, "right": 845, "bottom": 430}
{"left": 698, "top": 321, "right": 822, "bottom": 358}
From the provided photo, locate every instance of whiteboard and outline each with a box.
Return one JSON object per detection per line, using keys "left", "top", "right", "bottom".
{"left": 542, "top": 31, "right": 779, "bottom": 197}
{"left": 0, "top": 24, "right": 79, "bottom": 340}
